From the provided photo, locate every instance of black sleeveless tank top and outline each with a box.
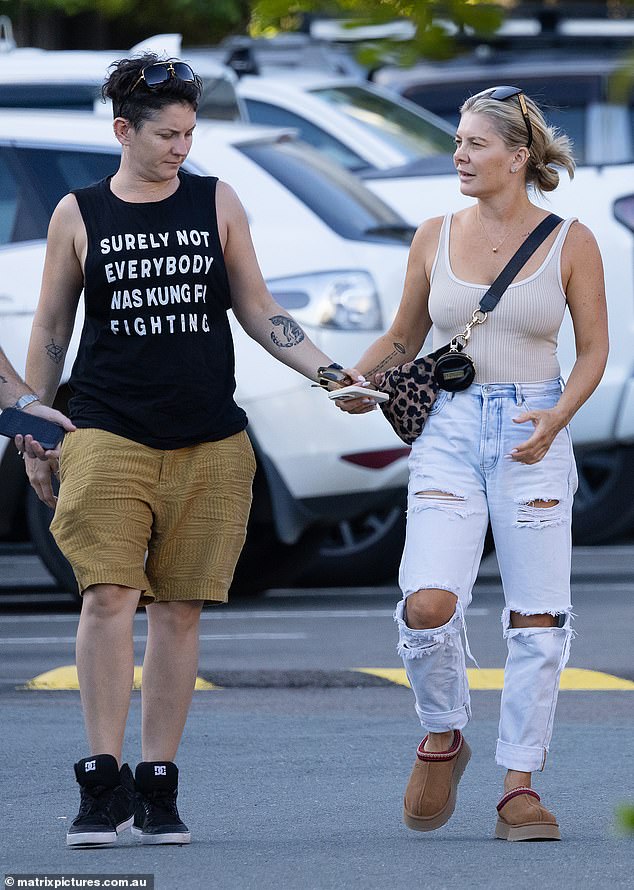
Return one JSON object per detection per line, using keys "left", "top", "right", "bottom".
{"left": 68, "top": 171, "right": 247, "bottom": 449}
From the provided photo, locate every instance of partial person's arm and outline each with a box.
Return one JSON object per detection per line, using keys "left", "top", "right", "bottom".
{"left": 0, "top": 347, "right": 41, "bottom": 409}
{"left": 217, "top": 182, "right": 361, "bottom": 384}
{"left": 354, "top": 219, "right": 438, "bottom": 376}
{"left": 0, "top": 348, "right": 75, "bottom": 443}
{"left": 21, "top": 195, "right": 85, "bottom": 505}
{"left": 510, "top": 222, "right": 609, "bottom": 464}
{"left": 26, "top": 195, "right": 84, "bottom": 405}
{"left": 333, "top": 218, "right": 440, "bottom": 414}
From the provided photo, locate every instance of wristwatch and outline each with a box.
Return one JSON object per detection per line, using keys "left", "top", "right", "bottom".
{"left": 317, "top": 363, "right": 347, "bottom": 390}
{"left": 13, "top": 393, "right": 40, "bottom": 410}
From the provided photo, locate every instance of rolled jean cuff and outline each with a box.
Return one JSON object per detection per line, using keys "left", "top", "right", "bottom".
{"left": 495, "top": 739, "right": 546, "bottom": 772}
{"left": 416, "top": 704, "right": 470, "bottom": 734}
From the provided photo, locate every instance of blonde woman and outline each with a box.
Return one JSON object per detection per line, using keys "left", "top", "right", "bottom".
{"left": 339, "top": 87, "right": 608, "bottom": 840}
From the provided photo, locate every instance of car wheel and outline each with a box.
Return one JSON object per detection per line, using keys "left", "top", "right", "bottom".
{"left": 26, "top": 483, "right": 79, "bottom": 601}
{"left": 572, "top": 444, "right": 634, "bottom": 544}
{"left": 300, "top": 504, "right": 406, "bottom": 587}
{"left": 301, "top": 504, "right": 498, "bottom": 587}
{"left": 230, "top": 521, "right": 325, "bottom": 595}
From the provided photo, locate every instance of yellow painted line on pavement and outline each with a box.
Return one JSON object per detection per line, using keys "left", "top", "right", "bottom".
{"left": 356, "top": 667, "right": 634, "bottom": 691}
{"left": 21, "top": 665, "right": 218, "bottom": 691}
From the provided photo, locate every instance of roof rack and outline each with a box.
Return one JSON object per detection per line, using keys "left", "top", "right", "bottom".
{"left": 214, "top": 33, "right": 365, "bottom": 78}
{"left": 456, "top": 11, "right": 634, "bottom": 51}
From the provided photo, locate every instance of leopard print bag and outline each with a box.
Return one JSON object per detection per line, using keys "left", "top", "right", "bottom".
{"left": 373, "top": 351, "right": 442, "bottom": 446}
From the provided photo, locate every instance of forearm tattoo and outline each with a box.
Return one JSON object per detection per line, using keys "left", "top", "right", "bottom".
{"left": 45, "top": 338, "right": 64, "bottom": 364}
{"left": 366, "top": 342, "right": 406, "bottom": 377}
{"left": 269, "top": 315, "right": 305, "bottom": 349}
{"left": 0, "top": 375, "right": 7, "bottom": 384}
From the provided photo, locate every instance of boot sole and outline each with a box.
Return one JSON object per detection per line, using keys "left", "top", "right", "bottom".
{"left": 131, "top": 826, "right": 191, "bottom": 845}
{"left": 495, "top": 819, "right": 561, "bottom": 841}
{"left": 66, "top": 816, "right": 133, "bottom": 847}
{"left": 403, "top": 738, "right": 472, "bottom": 832}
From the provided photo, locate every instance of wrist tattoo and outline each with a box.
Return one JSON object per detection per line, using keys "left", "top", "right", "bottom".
{"left": 45, "top": 339, "right": 64, "bottom": 364}
{"left": 269, "top": 315, "right": 305, "bottom": 349}
{"left": 366, "top": 342, "right": 406, "bottom": 377}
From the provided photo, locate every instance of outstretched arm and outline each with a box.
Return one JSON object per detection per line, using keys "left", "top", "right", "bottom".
{"left": 218, "top": 181, "right": 360, "bottom": 384}
{"left": 22, "top": 194, "right": 84, "bottom": 504}
{"left": 334, "top": 218, "right": 441, "bottom": 414}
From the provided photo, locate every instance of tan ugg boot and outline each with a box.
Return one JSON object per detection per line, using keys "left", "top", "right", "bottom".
{"left": 495, "top": 787, "right": 561, "bottom": 841}
{"left": 403, "top": 730, "right": 471, "bottom": 832}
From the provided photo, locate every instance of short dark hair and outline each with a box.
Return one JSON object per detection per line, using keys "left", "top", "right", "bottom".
{"left": 102, "top": 53, "right": 203, "bottom": 128}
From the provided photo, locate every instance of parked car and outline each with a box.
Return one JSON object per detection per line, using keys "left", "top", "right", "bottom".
{"left": 235, "top": 72, "right": 456, "bottom": 173}
{"left": 0, "top": 28, "right": 246, "bottom": 121}
{"left": 0, "top": 109, "right": 415, "bottom": 598}
{"left": 186, "top": 42, "right": 461, "bottom": 226}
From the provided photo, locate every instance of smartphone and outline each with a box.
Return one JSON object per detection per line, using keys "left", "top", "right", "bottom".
{"left": 0, "top": 407, "right": 65, "bottom": 450}
{"left": 327, "top": 385, "right": 389, "bottom": 403}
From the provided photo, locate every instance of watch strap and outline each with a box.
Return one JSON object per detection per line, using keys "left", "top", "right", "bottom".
{"left": 317, "top": 363, "right": 346, "bottom": 389}
{"left": 13, "top": 393, "right": 40, "bottom": 410}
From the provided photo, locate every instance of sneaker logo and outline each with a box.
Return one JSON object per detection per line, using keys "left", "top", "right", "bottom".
{"left": 85, "top": 760, "right": 97, "bottom": 772}
{"left": 154, "top": 765, "right": 167, "bottom": 776}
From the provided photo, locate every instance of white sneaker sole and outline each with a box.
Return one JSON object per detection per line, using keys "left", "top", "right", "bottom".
{"left": 131, "top": 826, "right": 191, "bottom": 844}
{"left": 66, "top": 815, "right": 133, "bottom": 847}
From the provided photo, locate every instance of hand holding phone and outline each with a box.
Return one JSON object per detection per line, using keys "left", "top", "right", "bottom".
{"left": 327, "top": 385, "right": 389, "bottom": 403}
{"left": 0, "top": 407, "right": 65, "bottom": 451}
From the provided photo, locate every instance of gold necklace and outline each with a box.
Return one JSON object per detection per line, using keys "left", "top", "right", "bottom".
{"left": 477, "top": 208, "right": 525, "bottom": 253}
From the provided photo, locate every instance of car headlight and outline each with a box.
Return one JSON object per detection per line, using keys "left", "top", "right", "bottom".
{"left": 267, "top": 270, "right": 383, "bottom": 331}
{"left": 614, "top": 194, "right": 634, "bottom": 233}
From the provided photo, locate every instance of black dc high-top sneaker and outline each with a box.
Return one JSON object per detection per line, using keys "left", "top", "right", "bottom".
{"left": 132, "top": 761, "right": 191, "bottom": 844}
{"left": 67, "top": 754, "right": 136, "bottom": 847}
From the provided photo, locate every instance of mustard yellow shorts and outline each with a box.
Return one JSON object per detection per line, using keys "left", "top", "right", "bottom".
{"left": 50, "top": 427, "right": 256, "bottom": 604}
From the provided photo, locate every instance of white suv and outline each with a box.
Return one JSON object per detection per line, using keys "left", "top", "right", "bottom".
{"left": 0, "top": 110, "right": 413, "bottom": 596}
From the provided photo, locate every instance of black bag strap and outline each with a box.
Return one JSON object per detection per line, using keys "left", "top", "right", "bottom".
{"left": 478, "top": 213, "right": 563, "bottom": 313}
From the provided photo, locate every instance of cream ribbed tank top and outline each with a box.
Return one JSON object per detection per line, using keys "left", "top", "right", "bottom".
{"left": 429, "top": 214, "right": 576, "bottom": 384}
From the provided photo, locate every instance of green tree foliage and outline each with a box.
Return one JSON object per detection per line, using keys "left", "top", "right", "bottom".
{"left": 5, "top": 0, "right": 253, "bottom": 45}
{"left": 250, "top": 0, "right": 505, "bottom": 63}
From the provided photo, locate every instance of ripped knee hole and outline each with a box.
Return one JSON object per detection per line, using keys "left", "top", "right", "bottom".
{"left": 515, "top": 498, "right": 564, "bottom": 528}
{"left": 414, "top": 490, "right": 466, "bottom": 501}
{"left": 509, "top": 611, "right": 559, "bottom": 628}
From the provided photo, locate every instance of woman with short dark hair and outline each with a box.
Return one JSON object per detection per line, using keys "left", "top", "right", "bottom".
{"left": 23, "top": 53, "right": 359, "bottom": 848}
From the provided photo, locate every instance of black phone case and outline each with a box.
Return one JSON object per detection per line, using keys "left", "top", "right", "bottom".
{"left": 0, "top": 407, "right": 64, "bottom": 450}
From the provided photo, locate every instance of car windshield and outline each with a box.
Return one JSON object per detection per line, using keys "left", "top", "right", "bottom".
{"left": 401, "top": 74, "right": 607, "bottom": 164}
{"left": 311, "top": 85, "right": 456, "bottom": 161}
{"left": 239, "top": 138, "right": 414, "bottom": 243}
{"left": 197, "top": 75, "right": 243, "bottom": 121}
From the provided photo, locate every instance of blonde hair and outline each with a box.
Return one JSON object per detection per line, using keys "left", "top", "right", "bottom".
{"left": 460, "top": 90, "right": 575, "bottom": 195}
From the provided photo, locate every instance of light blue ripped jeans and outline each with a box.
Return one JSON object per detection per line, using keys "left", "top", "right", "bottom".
{"left": 396, "top": 380, "right": 578, "bottom": 772}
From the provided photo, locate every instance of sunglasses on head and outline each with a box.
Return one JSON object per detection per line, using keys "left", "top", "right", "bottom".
{"left": 476, "top": 85, "right": 533, "bottom": 149}
{"left": 128, "top": 61, "right": 196, "bottom": 96}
